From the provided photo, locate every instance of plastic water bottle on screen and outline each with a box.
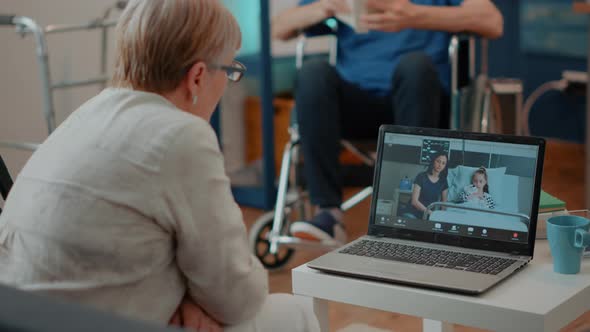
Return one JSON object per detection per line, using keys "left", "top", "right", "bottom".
{"left": 400, "top": 176, "right": 412, "bottom": 191}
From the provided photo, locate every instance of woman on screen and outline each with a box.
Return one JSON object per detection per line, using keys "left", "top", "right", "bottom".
{"left": 407, "top": 152, "right": 449, "bottom": 219}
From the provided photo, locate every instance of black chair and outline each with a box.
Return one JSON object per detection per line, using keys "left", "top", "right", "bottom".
{"left": 0, "top": 155, "right": 13, "bottom": 215}
{"left": 0, "top": 284, "right": 179, "bottom": 332}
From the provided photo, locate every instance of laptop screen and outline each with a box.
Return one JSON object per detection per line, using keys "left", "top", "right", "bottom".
{"left": 372, "top": 130, "right": 542, "bottom": 247}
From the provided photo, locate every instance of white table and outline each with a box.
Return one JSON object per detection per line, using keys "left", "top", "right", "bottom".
{"left": 292, "top": 241, "right": 590, "bottom": 332}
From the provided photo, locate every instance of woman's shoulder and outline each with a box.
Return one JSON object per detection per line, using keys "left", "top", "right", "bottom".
{"left": 113, "top": 88, "right": 217, "bottom": 147}
{"left": 156, "top": 118, "right": 223, "bottom": 184}
{"left": 94, "top": 88, "right": 211, "bottom": 134}
{"left": 99, "top": 88, "right": 219, "bottom": 165}
{"left": 145, "top": 114, "right": 218, "bottom": 159}
{"left": 415, "top": 171, "right": 428, "bottom": 181}
{"left": 162, "top": 116, "right": 219, "bottom": 159}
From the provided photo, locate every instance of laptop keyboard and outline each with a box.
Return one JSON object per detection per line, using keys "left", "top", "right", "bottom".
{"left": 340, "top": 240, "right": 518, "bottom": 275}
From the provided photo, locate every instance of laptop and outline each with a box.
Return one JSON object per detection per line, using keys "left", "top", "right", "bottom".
{"left": 308, "top": 125, "right": 545, "bottom": 295}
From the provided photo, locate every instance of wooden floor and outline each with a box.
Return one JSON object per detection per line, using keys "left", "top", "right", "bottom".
{"left": 240, "top": 140, "right": 590, "bottom": 332}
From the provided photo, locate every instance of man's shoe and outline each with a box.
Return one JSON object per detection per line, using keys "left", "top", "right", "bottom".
{"left": 290, "top": 210, "right": 347, "bottom": 245}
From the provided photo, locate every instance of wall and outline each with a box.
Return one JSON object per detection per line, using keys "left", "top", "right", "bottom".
{"left": 377, "top": 161, "right": 425, "bottom": 200}
{"left": 489, "top": 0, "right": 586, "bottom": 142}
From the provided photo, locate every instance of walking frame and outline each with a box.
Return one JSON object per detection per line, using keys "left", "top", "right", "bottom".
{"left": 0, "top": 1, "right": 127, "bottom": 151}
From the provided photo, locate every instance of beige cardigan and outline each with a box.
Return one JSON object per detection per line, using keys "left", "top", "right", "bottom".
{"left": 0, "top": 88, "right": 268, "bottom": 325}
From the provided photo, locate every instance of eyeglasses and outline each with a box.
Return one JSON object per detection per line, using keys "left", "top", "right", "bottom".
{"left": 209, "top": 60, "right": 246, "bottom": 82}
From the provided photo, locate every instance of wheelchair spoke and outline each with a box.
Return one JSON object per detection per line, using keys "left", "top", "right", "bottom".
{"left": 256, "top": 240, "right": 269, "bottom": 256}
{"left": 250, "top": 213, "right": 295, "bottom": 271}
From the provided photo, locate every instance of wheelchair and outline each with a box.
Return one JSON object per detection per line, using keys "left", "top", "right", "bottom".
{"left": 249, "top": 21, "right": 495, "bottom": 271}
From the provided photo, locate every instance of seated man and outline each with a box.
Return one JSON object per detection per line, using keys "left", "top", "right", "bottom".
{"left": 272, "top": 0, "right": 503, "bottom": 243}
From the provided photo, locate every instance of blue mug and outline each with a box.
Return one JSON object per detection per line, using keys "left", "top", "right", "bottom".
{"left": 546, "top": 215, "right": 590, "bottom": 274}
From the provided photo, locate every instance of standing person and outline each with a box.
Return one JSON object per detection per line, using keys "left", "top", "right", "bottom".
{"left": 273, "top": 0, "right": 504, "bottom": 244}
{"left": 0, "top": 1, "right": 319, "bottom": 331}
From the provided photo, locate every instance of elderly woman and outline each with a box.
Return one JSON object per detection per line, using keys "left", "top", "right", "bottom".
{"left": 0, "top": 1, "right": 318, "bottom": 331}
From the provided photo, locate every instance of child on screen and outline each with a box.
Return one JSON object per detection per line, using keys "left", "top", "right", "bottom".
{"left": 459, "top": 167, "right": 496, "bottom": 209}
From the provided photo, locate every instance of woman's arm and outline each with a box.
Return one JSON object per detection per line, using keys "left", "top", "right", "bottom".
{"left": 440, "top": 189, "right": 449, "bottom": 211}
{"left": 411, "top": 184, "right": 428, "bottom": 213}
{"left": 161, "top": 121, "right": 268, "bottom": 325}
{"left": 169, "top": 297, "right": 222, "bottom": 332}
{"left": 272, "top": 0, "right": 350, "bottom": 41}
{"left": 361, "top": 0, "right": 503, "bottom": 39}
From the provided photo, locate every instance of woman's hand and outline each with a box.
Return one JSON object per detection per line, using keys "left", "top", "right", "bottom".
{"left": 169, "top": 297, "right": 223, "bottom": 332}
{"left": 360, "top": 0, "right": 418, "bottom": 32}
{"left": 319, "top": 0, "right": 351, "bottom": 18}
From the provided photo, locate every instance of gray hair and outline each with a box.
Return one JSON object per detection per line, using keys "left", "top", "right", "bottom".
{"left": 112, "top": 0, "right": 242, "bottom": 93}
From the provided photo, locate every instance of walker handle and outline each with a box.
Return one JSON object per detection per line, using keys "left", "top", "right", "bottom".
{"left": 0, "top": 15, "right": 15, "bottom": 26}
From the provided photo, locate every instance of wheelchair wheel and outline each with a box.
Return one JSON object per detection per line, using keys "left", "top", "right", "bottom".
{"left": 249, "top": 211, "right": 295, "bottom": 271}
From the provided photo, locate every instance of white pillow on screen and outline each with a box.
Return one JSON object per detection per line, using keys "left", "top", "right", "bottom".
{"left": 446, "top": 167, "right": 460, "bottom": 201}
{"left": 452, "top": 166, "right": 506, "bottom": 208}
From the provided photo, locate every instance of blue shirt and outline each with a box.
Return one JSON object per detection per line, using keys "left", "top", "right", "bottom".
{"left": 299, "top": 0, "right": 463, "bottom": 95}
{"left": 412, "top": 171, "right": 449, "bottom": 216}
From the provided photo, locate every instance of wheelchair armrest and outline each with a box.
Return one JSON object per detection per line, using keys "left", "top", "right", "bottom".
{"left": 449, "top": 34, "right": 476, "bottom": 93}
{"left": 302, "top": 20, "right": 338, "bottom": 37}
{"left": 296, "top": 20, "right": 338, "bottom": 69}
{"left": 0, "top": 15, "right": 15, "bottom": 26}
{"left": 449, "top": 33, "right": 489, "bottom": 92}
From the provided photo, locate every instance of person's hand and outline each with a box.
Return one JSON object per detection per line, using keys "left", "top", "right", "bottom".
{"left": 318, "top": 0, "right": 351, "bottom": 18}
{"left": 169, "top": 297, "right": 223, "bottom": 332}
{"left": 359, "top": 0, "right": 417, "bottom": 32}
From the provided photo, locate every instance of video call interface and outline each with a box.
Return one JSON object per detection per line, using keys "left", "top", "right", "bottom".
{"left": 374, "top": 133, "right": 540, "bottom": 244}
